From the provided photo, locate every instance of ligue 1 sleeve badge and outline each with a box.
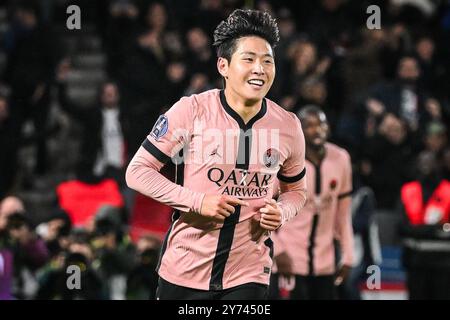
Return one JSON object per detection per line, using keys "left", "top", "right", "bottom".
{"left": 263, "top": 148, "right": 280, "bottom": 168}
{"left": 150, "top": 115, "right": 168, "bottom": 141}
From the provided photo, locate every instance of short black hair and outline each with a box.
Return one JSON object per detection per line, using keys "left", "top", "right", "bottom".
{"left": 297, "top": 105, "right": 327, "bottom": 125}
{"left": 213, "top": 9, "right": 280, "bottom": 62}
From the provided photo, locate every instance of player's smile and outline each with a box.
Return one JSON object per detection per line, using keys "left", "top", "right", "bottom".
{"left": 247, "top": 78, "right": 266, "bottom": 90}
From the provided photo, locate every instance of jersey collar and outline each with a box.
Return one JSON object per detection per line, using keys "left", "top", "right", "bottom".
{"left": 219, "top": 90, "right": 267, "bottom": 131}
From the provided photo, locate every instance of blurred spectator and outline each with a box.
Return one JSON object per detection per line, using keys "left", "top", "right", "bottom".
{"left": 195, "top": 0, "right": 226, "bottom": 37}
{"left": 341, "top": 28, "right": 385, "bottom": 107}
{"left": 297, "top": 77, "right": 328, "bottom": 112}
{"left": 281, "top": 39, "right": 342, "bottom": 123}
{"left": 360, "top": 114, "right": 414, "bottom": 210}
{"left": 104, "top": 0, "right": 140, "bottom": 78}
{"left": 3, "top": 3, "right": 60, "bottom": 175}
{"left": 339, "top": 181, "right": 382, "bottom": 300}
{"left": 0, "top": 196, "right": 26, "bottom": 230}
{"left": 389, "top": 0, "right": 439, "bottom": 28}
{"left": 35, "top": 209, "right": 72, "bottom": 258}
{"left": 91, "top": 206, "right": 135, "bottom": 300}
{"left": 0, "top": 196, "right": 25, "bottom": 300}
{"left": 304, "top": 0, "right": 352, "bottom": 52}
{"left": 0, "top": 94, "right": 21, "bottom": 198}
{"left": 364, "top": 56, "right": 442, "bottom": 135}
{"left": 6, "top": 212, "right": 49, "bottom": 269}
{"left": 166, "top": 61, "right": 189, "bottom": 105}
{"left": 56, "top": 59, "right": 128, "bottom": 186}
{"left": 414, "top": 36, "right": 438, "bottom": 94}
{"left": 422, "top": 121, "right": 449, "bottom": 181}
{"left": 184, "top": 73, "right": 213, "bottom": 96}
{"left": 141, "top": 2, "right": 165, "bottom": 57}
{"left": 5, "top": 211, "right": 50, "bottom": 299}
{"left": 142, "top": 2, "right": 185, "bottom": 60}
{"left": 269, "top": 7, "right": 297, "bottom": 100}
{"left": 378, "top": 23, "right": 413, "bottom": 80}
{"left": 287, "top": 40, "right": 321, "bottom": 96}
{"left": 143, "top": 1, "right": 167, "bottom": 34}
{"left": 276, "top": 7, "right": 297, "bottom": 57}
{"left": 398, "top": 151, "right": 450, "bottom": 299}
{"left": 423, "top": 121, "right": 448, "bottom": 155}
{"left": 0, "top": 229, "right": 14, "bottom": 299}
{"left": 255, "top": 0, "right": 275, "bottom": 16}
{"left": 118, "top": 27, "right": 169, "bottom": 157}
{"left": 185, "top": 27, "right": 217, "bottom": 83}
{"left": 135, "top": 2, "right": 181, "bottom": 61}
{"left": 126, "top": 234, "right": 161, "bottom": 300}
{"left": 36, "top": 233, "right": 105, "bottom": 300}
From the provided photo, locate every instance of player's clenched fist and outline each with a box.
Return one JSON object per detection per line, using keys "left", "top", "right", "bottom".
{"left": 200, "top": 195, "right": 249, "bottom": 222}
{"left": 259, "top": 198, "right": 282, "bottom": 231}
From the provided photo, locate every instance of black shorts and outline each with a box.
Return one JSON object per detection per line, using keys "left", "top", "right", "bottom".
{"left": 156, "top": 277, "right": 269, "bottom": 300}
{"left": 269, "top": 274, "right": 336, "bottom": 300}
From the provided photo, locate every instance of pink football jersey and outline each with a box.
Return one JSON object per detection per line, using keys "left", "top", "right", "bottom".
{"left": 126, "top": 89, "right": 307, "bottom": 290}
{"left": 272, "top": 143, "right": 354, "bottom": 275}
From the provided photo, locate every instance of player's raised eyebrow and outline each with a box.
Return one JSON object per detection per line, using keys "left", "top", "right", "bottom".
{"left": 240, "top": 51, "right": 274, "bottom": 58}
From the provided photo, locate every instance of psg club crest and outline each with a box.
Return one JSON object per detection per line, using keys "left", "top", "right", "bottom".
{"left": 150, "top": 115, "right": 168, "bottom": 141}
{"left": 329, "top": 179, "right": 337, "bottom": 190}
{"left": 263, "top": 148, "right": 280, "bottom": 168}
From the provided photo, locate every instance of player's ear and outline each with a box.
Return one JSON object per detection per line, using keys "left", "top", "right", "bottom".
{"left": 217, "top": 57, "right": 229, "bottom": 79}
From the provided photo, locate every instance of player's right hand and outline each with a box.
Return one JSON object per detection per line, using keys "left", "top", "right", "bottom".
{"left": 199, "top": 195, "right": 249, "bottom": 223}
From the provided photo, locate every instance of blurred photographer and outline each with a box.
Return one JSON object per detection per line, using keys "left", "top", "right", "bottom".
{"left": 36, "top": 231, "right": 104, "bottom": 300}
{"left": 91, "top": 206, "right": 135, "bottom": 299}
{"left": 5, "top": 210, "right": 50, "bottom": 299}
{"left": 126, "top": 234, "right": 161, "bottom": 300}
{"left": 36, "top": 209, "right": 72, "bottom": 258}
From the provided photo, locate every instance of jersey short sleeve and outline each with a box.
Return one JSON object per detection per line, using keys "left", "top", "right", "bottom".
{"left": 277, "top": 115, "right": 306, "bottom": 183}
{"left": 338, "top": 150, "right": 353, "bottom": 199}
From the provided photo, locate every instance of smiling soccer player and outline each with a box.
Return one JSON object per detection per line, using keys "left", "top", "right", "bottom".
{"left": 126, "top": 9, "right": 307, "bottom": 300}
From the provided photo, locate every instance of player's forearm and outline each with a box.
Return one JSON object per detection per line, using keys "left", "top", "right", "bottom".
{"left": 336, "top": 197, "right": 354, "bottom": 266}
{"left": 126, "top": 146, "right": 205, "bottom": 213}
{"left": 277, "top": 181, "right": 307, "bottom": 224}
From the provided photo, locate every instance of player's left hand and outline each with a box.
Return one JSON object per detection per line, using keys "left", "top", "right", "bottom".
{"left": 259, "top": 198, "right": 282, "bottom": 231}
{"left": 334, "top": 264, "right": 351, "bottom": 286}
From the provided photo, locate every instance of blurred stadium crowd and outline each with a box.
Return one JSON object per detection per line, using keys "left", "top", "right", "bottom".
{"left": 0, "top": 0, "right": 449, "bottom": 299}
